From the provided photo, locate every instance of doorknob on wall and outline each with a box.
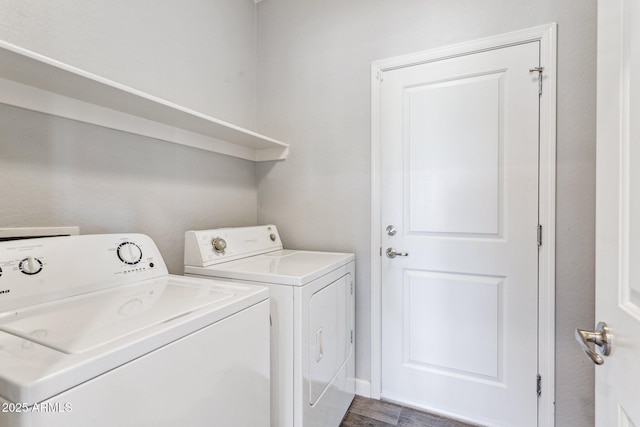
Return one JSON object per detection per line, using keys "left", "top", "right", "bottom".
{"left": 575, "top": 322, "right": 611, "bottom": 365}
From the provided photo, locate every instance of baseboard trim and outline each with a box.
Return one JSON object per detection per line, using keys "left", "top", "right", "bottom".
{"left": 355, "top": 378, "right": 371, "bottom": 398}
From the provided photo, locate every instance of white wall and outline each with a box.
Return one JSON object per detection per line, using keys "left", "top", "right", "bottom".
{"left": 256, "top": 1, "right": 597, "bottom": 426}
{"left": 0, "top": 0, "right": 260, "bottom": 273}
{"left": 0, "top": 0, "right": 258, "bottom": 128}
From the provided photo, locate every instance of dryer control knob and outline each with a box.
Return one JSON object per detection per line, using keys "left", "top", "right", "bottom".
{"left": 117, "top": 242, "right": 143, "bottom": 265}
{"left": 19, "top": 257, "right": 43, "bottom": 275}
{"left": 212, "top": 237, "right": 227, "bottom": 253}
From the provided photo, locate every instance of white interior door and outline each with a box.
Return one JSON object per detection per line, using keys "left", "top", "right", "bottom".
{"left": 380, "top": 41, "right": 541, "bottom": 427}
{"left": 587, "top": 0, "right": 640, "bottom": 425}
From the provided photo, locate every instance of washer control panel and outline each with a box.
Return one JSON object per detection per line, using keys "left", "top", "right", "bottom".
{"left": 117, "top": 241, "right": 143, "bottom": 265}
{"left": 19, "top": 256, "right": 43, "bottom": 275}
{"left": 185, "top": 224, "right": 283, "bottom": 267}
{"left": 0, "top": 234, "right": 168, "bottom": 312}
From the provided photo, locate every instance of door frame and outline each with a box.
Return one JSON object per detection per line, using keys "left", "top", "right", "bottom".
{"left": 369, "top": 24, "right": 557, "bottom": 426}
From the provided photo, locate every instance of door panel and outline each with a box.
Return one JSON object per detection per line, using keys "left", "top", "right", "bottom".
{"left": 594, "top": 0, "right": 640, "bottom": 424}
{"left": 381, "top": 41, "right": 540, "bottom": 427}
{"left": 407, "top": 73, "right": 503, "bottom": 236}
{"left": 405, "top": 271, "right": 503, "bottom": 380}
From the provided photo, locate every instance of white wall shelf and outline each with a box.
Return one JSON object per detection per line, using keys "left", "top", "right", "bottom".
{"left": 0, "top": 41, "right": 288, "bottom": 162}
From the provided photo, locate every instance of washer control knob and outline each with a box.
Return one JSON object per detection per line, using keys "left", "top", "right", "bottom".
{"left": 212, "top": 237, "right": 227, "bottom": 253}
{"left": 19, "top": 257, "right": 43, "bottom": 275}
{"left": 117, "top": 242, "right": 143, "bottom": 265}
{"left": 270, "top": 233, "right": 276, "bottom": 242}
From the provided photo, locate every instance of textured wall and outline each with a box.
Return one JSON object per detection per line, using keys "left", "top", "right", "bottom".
{"left": 0, "top": 105, "right": 257, "bottom": 273}
{"left": 0, "top": 0, "right": 260, "bottom": 273}
{"left": 0, "top": 0, "right": 258, "bottom": 128}
{"left": 256, "top": 1, "right": 597, "bottom": 425}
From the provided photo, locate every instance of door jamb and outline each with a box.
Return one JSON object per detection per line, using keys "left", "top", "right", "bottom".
{"left": 369, "top": 23, "right": 557, "bottom": 426}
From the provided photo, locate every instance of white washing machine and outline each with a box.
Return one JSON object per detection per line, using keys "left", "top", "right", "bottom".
{"left": 0, "top": 233, "right": 270, "bottom": 427}
{"left": 184, "top": 225, "right": 355, "bottom": 427}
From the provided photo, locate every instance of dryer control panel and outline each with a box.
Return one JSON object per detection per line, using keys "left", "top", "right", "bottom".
{"left": 184, "top": 224, "right": 283, "bottom": 267}
{"left": 0, "top": 234, "right": 168, "bottom": 312}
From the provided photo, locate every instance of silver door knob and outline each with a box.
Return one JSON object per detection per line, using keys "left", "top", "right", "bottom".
{"left": 385, "top": 225, "right": 397, "bottom": 236}
{"left": 386, "top": 247, "right": 408, "bottom": 258}
{"left": 575, "top": 321, "right": 611, "bottom": 365}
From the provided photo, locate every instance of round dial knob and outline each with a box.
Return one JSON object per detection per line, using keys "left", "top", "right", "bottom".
{"left": 19, "top": 257, "right": 43, "bottom": 275}
{"left": 212, "top": 237, "right": 227, "bottom": 253}
{"left": 117, "top": 242, "right": 143, "bottom": 265}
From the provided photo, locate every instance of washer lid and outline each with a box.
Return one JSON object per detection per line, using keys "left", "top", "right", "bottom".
{"left": 186, "top": 250, "right": 355, "bottom": 286}
{"left": 0, "top": 275, "right": 268, "bottom": 404}
{"left": 0, "top": 277, "right": 234, "bottom": 354}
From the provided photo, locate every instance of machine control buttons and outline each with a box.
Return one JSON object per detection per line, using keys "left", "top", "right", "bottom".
{"left": 117, "top": 242, "right": 143, "bottom": 265}
{"left": 212, "top": 237, "right": 227, "bottom": 254}
{"left": 19, "top": 257, "right": 43, "bottom": 275}
{"left": 270, "top": 233, "right": 276, "bottom": 242}
{"left": 0, "top": 266, "right": 3, "bottom": 277}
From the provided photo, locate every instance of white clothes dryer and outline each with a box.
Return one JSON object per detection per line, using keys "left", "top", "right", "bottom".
{"left": 184, "top": 225, "right": 355, "bottom": 427}
{"left": 0, "top": 234, "right": 270, "bottom": 427}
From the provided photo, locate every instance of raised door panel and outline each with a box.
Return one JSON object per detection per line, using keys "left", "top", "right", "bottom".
{"left": 407, "top": 73, "right": 503, "bottom": 237}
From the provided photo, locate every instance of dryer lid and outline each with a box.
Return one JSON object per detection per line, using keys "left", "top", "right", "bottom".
{"left": 186, "top": 249, "right": 355, "bottom": 286}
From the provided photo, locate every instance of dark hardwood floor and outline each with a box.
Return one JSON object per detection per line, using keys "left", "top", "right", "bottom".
{"left": 341, "top": 396, "right": 481, "bottom": 427}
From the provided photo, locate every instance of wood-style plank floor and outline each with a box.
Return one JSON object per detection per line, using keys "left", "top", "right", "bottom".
{"left": 340, "top": 396, "right": 482, "bottom": 427}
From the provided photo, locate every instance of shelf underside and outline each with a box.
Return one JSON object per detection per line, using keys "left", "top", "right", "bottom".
{"left": 0, "top": 42, "right": 288, "bottom": 162}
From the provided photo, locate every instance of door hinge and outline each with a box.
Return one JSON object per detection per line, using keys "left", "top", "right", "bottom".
{"left": 529, "top": 66, "right": 544, "bottom": 95}
{"left": 350, "top": 279, "right": 354, "bottom": 295}
{"left": 537, "top": 224, "right": 542, "bottom": 247}
{"left": 537, "top": 374, "right": 542, "bottom": 397}
{"left": 350, "top": 330, "right": 354, "bottom": 344}
{"left": 376, "top": 70, "right": 384, "bottom": 82}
